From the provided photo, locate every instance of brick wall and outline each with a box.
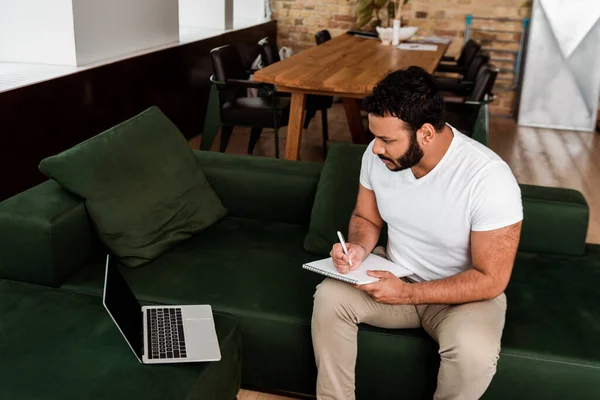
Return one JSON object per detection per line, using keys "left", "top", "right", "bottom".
{"left": 272, "top": 0, "right": 532, "bottom": 115}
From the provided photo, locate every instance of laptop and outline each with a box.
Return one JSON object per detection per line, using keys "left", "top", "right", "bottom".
{"left": 102, "top": 255, "right": 221, "bottom": 364}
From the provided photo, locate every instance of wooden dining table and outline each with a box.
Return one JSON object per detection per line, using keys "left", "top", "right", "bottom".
{"left": 253, "top": 33, "right": 450, "bottom": 160}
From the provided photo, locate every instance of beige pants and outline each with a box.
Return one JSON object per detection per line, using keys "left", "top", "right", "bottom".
{"left": 311, "top": 276, "right": 507, "bottom": 400}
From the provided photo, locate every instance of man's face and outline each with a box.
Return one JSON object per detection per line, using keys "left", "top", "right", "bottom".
{"left": 368, "top": 114, "right": 424, "bottom": 172}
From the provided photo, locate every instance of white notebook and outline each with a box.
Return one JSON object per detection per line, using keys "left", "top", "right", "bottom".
{"left": 303, "top": 254, "right": 413, "bottom": 285}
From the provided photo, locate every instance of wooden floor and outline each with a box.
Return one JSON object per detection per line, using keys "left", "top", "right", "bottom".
{"left": 189, "top": 104, "right": 600, "bottom": 398}
{"left": 489, "top": 117, "right": 600, "bottom": 244}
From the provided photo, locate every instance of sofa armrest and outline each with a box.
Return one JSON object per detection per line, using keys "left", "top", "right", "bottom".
{"left": 519, "top": 184, "right": 589, "bottom": 256}
{"left": 0, "top": 180, "right": 99, "bottom": 287}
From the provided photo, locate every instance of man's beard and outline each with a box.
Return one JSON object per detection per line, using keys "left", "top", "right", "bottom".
{"left": 378, "top": 133, "right": 424, "bottom": 172}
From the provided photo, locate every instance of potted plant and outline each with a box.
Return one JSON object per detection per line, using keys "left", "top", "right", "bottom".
{"left": 354, "top": 0, "right": 410, "bottom": 31}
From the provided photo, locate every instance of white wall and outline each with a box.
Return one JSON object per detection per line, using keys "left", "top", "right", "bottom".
{"left": 179, "top": 0, "right": 233, "bottom": 29}
{"left": 0, "top": 0, "right": 76, "bottom": 65}
{"left": 234, "top": 0, "right": 265, "bottom": 26}
{"left": 72, "top": 0, "right": 179, "bottom": 66}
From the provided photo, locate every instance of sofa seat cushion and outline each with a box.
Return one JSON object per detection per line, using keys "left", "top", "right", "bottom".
{"left": 0, "top": 279, "right": 241, "bottom": 400}
{"left": 62, "top": 217, "right": 432, "bottom": 394}
{"left": 62, "top": 217, "right": 323, "bottom": 323}
{"left": 502, "top": 247, "right": 600, "bottom": 365}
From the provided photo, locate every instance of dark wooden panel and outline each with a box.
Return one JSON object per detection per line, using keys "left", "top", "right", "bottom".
{"left": 0, "top": 21, "right": 277, "bottom": 201}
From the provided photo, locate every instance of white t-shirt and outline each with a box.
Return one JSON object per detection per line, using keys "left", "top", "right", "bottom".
{"left": 359, "top": 126, "right": 523, "bottom": 282}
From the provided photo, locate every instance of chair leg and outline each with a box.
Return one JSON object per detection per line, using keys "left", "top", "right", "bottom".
{"left": 274, "top": 127, "right": 280, "bottom": 159}
{"left": 220, "top": 126, "right": 234, "bottom": 153}
{"left": 248, "top": 127, "right": 263, "bottom": 155}
{"left": 321, "top": 108, "right": 329, "bottom": 158}
{"left": 304, "top": 107, "right": 317, "bottom": 129}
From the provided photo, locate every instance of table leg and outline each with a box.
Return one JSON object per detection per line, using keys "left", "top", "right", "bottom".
{"left": 284, "top": 92, "right": 306, "bottom": 160}
{"left": 342, "top": 98, "right": 367, "bottom": 144}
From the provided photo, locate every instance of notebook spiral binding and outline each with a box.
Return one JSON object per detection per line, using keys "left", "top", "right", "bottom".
{"left": 302, "top": 264, "right": 358, "bottom": 285}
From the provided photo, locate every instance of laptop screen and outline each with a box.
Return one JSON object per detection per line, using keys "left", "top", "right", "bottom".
{"left": 102, "top": 255, "right": 143, "bottom": 361}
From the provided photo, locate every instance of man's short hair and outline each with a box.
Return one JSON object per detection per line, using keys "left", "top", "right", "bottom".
{"left": 362, "top": 66, "right": 446, "bottom": 134}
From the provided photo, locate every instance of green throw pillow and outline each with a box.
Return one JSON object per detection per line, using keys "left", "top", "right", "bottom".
{"left": 39, "top": 106, "right": 227, "bottom": 267}
{"left": 304, "top": 142, "right": 368, "bottom": 256}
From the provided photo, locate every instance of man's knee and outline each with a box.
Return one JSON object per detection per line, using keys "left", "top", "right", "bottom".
{"left": 439, "top": 327, "right": 501, "bottom": 379}
{"left": 312, "top": 278, "right": 361, "bottom": 326}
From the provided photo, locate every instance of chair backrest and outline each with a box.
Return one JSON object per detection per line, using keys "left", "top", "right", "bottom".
{"left": 258, "top": 37, "right": 280, "bottom": 67}
{"left": 465, "top": 53, "right": 490, "bottom": 82}
{"left": 210, "top": 45, "right": 248, "bottom": 82}
{"left": 469, "top": 66, "right": 498, "bottom": 102}
{"left": 315, "top": 30, "right": 332, "bottom": 45}
{"left": 461, "top": 40, "right": 481, "bottom": 67}
{"left": 457, "top": 39, "right": 480, "bottom": 66}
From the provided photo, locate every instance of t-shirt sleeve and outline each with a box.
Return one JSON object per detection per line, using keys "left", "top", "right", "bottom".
{"left": 470, "top": 161, "right": 523, "bottom": 231}
{"left": 359, "top": 141, "right": 375, "bottom": 190}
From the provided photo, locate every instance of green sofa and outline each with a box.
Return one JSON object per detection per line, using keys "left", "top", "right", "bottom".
{"left": 1, "top": 137, "right": 600, "bottom": 398}
{"left": 0, "top": 279, "right": 241, "bottom": 400}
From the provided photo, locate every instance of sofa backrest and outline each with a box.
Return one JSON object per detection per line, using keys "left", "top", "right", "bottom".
{"left": 194, "top": 147, "right": 589, "bottom": 257}
{"left": 0, "top": 145, "right": 590, "bottom": 288}
{"left": 518, "top": 184, "right": 588, "bottom": 256}
{"left": 308, "top": 142, "right": 589, "bottom": 257}
{"left": 194, "top": 150, "right": 322, "bottom": 225}
{"left": 472, "top": 101, "right": 489, "bottom": 146}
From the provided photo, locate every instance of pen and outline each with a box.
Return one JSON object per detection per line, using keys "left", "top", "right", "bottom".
{"left": 337, "top": 231, "right": 353, "bottom": 266}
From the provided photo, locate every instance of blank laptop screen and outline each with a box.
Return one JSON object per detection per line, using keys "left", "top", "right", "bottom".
{"left": 103, "top": 256, "right": 143, "bottom": 360}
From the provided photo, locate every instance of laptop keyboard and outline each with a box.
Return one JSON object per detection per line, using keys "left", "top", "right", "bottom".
{"left": 147, "top": 308, "right": 187, "bottom": 360}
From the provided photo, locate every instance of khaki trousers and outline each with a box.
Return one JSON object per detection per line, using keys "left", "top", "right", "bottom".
{"left": 311, "top": 277, "right": 507, "bottom": 400}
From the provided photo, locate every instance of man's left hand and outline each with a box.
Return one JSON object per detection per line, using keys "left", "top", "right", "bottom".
{"left": 356, "top": 271, "right": 412, "bottom": 304}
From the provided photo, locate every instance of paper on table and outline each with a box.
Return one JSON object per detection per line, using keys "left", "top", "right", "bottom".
{"left": 397, "top": 43, "right": 438, "bottom": 51}
{"left": 409, "top": 36, "right": 452, "bottom": 44}
{"left": 423, "top": 35, "right": 452, "bottom": 44}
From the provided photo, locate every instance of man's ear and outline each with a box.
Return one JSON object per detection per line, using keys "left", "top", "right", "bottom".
{"left": 418, "top": 123, "right": 436, "bottom": 146}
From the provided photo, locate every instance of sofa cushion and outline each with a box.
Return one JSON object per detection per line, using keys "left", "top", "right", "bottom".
{"left": 62, "top": 217, "right": 322, "bottom": 323}
{"left": 303, "top": 142, "right": 366, "bottom": 256}
{"left": 194, "top": 150, "right": 322, "bottom": 224}
{"left": 39, "top": 106, "right": 226, "bottom": 267}
{"left": 0, "top": 279, "right": 241, "bottom": 400}
{"left": 519, "top": 184, "right": 588, "bottom": 256}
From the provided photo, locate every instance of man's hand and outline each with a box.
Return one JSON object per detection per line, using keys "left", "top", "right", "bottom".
{"left": 357, "top": 271, "right": 412, "bottom": 305}
{"left": 331, "top": 243, "right": 367, "bottom": 274}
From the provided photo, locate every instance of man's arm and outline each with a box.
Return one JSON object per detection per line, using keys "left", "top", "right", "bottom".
{"left": 331, "top": 184, "right": 384, "bottom": 272}
{"left": 359, "top": 221, "right": 522, "bottom": 304}
{"left": 348, "top": 184, "right": 385, "bottom": 254}
{"left": 408, "top": 221, "right": 522, "bottom": 303}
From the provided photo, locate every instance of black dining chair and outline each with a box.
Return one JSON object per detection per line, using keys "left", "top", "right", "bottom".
{"left": 444, "top": 65, "right": 499, "bottom": 139}
{"left": 437, "top": 39, "right": 481, "bottom": 75}
{"left": 209, "top": 44, "right": 290, "bottom": 158}
{"left": 258, "top": 36, "right": 333, "bottom": 158}
{"left": 315, "top": 29, "right": 332, "bottom": 45}
{"left": 436, "top": 53, "right": 490, "bottom": 97}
